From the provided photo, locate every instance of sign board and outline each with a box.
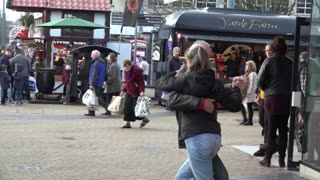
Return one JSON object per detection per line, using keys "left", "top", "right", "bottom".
{"left": 112, "top": 12, "right": 123, "bottom": 25}
{"left": 112, "top": 13, "right": 163, "bottom": 27}
{"left": 138, "top": 14, "right": 163, "bottom": 27}
{"left": 164, "top": 0, "right": 178, "bottom": 4}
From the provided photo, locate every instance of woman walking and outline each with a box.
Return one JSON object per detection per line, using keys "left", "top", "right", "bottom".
{"left": 120, "top": 60, "right": 149, "bottom": 128}
{"left": 240, "top": 60, "right": 258, "bottom": 126}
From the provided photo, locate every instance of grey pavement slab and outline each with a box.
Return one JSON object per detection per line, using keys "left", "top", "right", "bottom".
{"left": 0, "top": 102, "right": 314, "bottom": 180}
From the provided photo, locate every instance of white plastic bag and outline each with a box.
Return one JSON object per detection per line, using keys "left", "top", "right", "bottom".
{"left": 29, "top": 76, "right": 38, "bottom": 93}
{"left": 82, "top": 89, "right": 96, "bottom": 107}
{"left": 135, "top": 96, "right": 151, "bottom": 117}
{"left": 107, "top": 96, "right": 125, "bottom": 114}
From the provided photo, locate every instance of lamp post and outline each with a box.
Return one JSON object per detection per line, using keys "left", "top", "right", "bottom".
{"left": 2, "top": 0, "right": 7, "bottom": 45}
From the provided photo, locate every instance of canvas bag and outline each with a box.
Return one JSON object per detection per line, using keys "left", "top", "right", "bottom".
{"left": 107, "top": 96, "right": 125, "bottom": 114}
{"left": 135, "top": 96, "right": 151, "bottom": 117}
{"left": 82, "top": 89, "right": 96, "bottom": 107}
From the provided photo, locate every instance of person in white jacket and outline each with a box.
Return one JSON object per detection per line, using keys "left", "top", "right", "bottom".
{"left": 240, "top": 60, "right": 258, "bottom": 126}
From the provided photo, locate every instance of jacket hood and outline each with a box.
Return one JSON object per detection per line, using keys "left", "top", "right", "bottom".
{"left": 190, "top": 69, "right": 215, "bottom": 88}
{"left": 16, "top": 64, "right": 24, "bottom": 72}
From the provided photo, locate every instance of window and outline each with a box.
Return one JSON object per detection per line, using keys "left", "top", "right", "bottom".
{"left": 296, "top": 0, "right": 312, "bottom": 15}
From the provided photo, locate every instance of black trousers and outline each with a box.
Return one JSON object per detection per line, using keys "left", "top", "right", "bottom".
{"left": 241, "top": 102, "right": 254, "bottom": 122}
{"left": 123, "top": 93, "right": 144, "bottom": 122}
{"left": 1, "top": 89, "right": 8, "bottom": 104}
{"left": 266, "top": 113, "right": 289, "bottom": 158}
{"left": 23, "top": 76, "right": 30, "bottom": 101}
{"left": 259, "top": 99, "right": 265, "bottom": 128}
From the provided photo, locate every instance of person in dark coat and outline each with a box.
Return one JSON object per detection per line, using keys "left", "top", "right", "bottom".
{"left": 168, "top": 47, "right": 182, "bottom": 73}
{"left": 120, "top": 60, "right": 149, "bottom": 129}
{"left": 102, "top": 53, "right": 121, "bottom": 116}
{"left": 78, "top": 56, "right": 91, "bottom": 98}
{"left": 156, "top": 41, "right": 243, "bottom": 179}
{"left": 0, "top": 48, "right": 14, "bottom": 102}
{"left": 10, "top": 48, "right": 32, "bottom": 101}
{"left": 0, "top": 65, "right": 11, "bottom": 105}
{"left": 85, "top": 50, "right": 107, "bottom": 116}
{"left": 258, "top": 36, "right": 293, "bottom": 168}
{"left": 12, "top": 64, "right": 24, "bottom": 105}
{"left": 0, "top": 48, "right": 14, "bottom": 76}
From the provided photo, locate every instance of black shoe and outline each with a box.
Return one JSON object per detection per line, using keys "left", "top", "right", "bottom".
{"left": 259, "top": 158, "right": 271, "bottom": 167}
{"left": 253, "top": 148, "right": 265, "bottom": 157}
{"left": 240, "top": 120, "right": 248, "bottom": 125}
{"left": 140, "top": 118, "right": 150, "bottom": 128}
{"left": 243, "top": 121, "right": 253, "bottom": 126}
{"left": 121, "top": 123, "right": 131, "bottom": 128}
{"left": 84, "top": 113, "right": 95, "bottom": 116}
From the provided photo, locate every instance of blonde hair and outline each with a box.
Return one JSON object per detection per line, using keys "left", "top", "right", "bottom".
{"left": 185, "top": 44, "right": 211, "bottom": 73}
{"left": 246, "top": 60, "right": 257, "bottom": 73}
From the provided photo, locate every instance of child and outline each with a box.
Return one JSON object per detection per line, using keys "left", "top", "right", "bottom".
{"left": 0, "top": 64, "right": 11, "bottom": 105}
{"left": 13, "top": 64, "right": 24, "bottom": 105}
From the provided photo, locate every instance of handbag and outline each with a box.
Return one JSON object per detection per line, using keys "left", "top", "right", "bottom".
{"left": 107, "top": 96, "right": 125, "bottom": 114}
{"left": 82, "top": 89, "right": 96, "bottom": 107}
{"left": 135, "top": 96, "right": 151, "bottom": 117}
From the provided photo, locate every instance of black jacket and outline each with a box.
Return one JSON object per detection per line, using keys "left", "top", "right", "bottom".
{"left": 156, "top": 69, "right": 242, "bottom": 140}
{"left": 258, "top": 55, "right": 293, "bottom": 96}
{"left": 168, "top": 57, "right": 182, "bottom": 73}
{"left": 0, "top": 55, "right": 12, "bottom": 76}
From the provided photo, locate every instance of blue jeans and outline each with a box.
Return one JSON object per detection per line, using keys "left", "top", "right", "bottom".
{"left": 176, "top": 134, "right": 221, "bottom": 180}
{"left": 15, "top": 89, "right": 22, "bottom": 103}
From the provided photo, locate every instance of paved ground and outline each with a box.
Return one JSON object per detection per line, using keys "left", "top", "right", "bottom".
{"left": 0, "top": 101, "right": 313, "bottom": 180}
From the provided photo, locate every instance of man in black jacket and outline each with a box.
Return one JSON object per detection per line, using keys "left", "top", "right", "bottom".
{"left": 0, "top": 48, "right": 14, "bottom": 76}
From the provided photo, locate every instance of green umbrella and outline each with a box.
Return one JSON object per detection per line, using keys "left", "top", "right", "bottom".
{"left": 37, "top": 16, "right": 108, "bottom": 29}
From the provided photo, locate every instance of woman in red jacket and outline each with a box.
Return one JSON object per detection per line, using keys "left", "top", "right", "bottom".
{"left": 120, "top": 60, "right": 149, "bottom": 128}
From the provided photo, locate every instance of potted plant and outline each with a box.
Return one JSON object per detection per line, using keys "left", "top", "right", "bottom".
{"left": 17, "top": 13, "right": 35, "bottom": 38}
{"left": 22, "top": 13, "right": 35, "bottom": 29}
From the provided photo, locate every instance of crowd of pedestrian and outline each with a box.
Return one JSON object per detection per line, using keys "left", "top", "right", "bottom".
{"left": 0, "top": 35, "right": 299, "bottom": 179}
{"left": 0, "top": 47, "right": 32, "bottom": 105}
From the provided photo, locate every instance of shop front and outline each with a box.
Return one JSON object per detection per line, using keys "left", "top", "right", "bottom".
{"left": 300, "top": 0, "right": 320, "bottom": 178}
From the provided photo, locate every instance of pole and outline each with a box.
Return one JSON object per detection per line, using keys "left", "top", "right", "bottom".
{"left": 2, "top": 0, "right": 7, "bottom": 45}
{"left": 287, "top": 17, "right": 304, "bottom": 170}
{"left": 133, "top": 22, "right": 137, "bottom": 63}
{"left": 150, "top": 32, "right": 155, "bottom": 85}
{"left": 118, "top": 26, "right": 123, "bottom": 54}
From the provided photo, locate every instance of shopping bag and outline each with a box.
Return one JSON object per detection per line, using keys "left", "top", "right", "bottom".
{"left": 107, "top": 96, "right": 125, "bottom": 114}
{"left": 82, "top": 89, "right": 96, "bottom": 107}
{"left": 87, "top": 96, "right": 99, "bottom": 111}
{"left": 161, "top": 91, "right": 169, "bottom": 101}
{"left": 29, "top": 76, "right": 38, "bottom": 93}
{"left": 135, "top": 96, "right": 151, "bottom": 117}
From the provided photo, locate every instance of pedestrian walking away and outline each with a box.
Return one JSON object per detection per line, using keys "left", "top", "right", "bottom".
{"left": 10, "top": 48, "right": 32, "bottom": 102}
{"left": 102, "top": 53, "right": 121, "bottom": 116}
